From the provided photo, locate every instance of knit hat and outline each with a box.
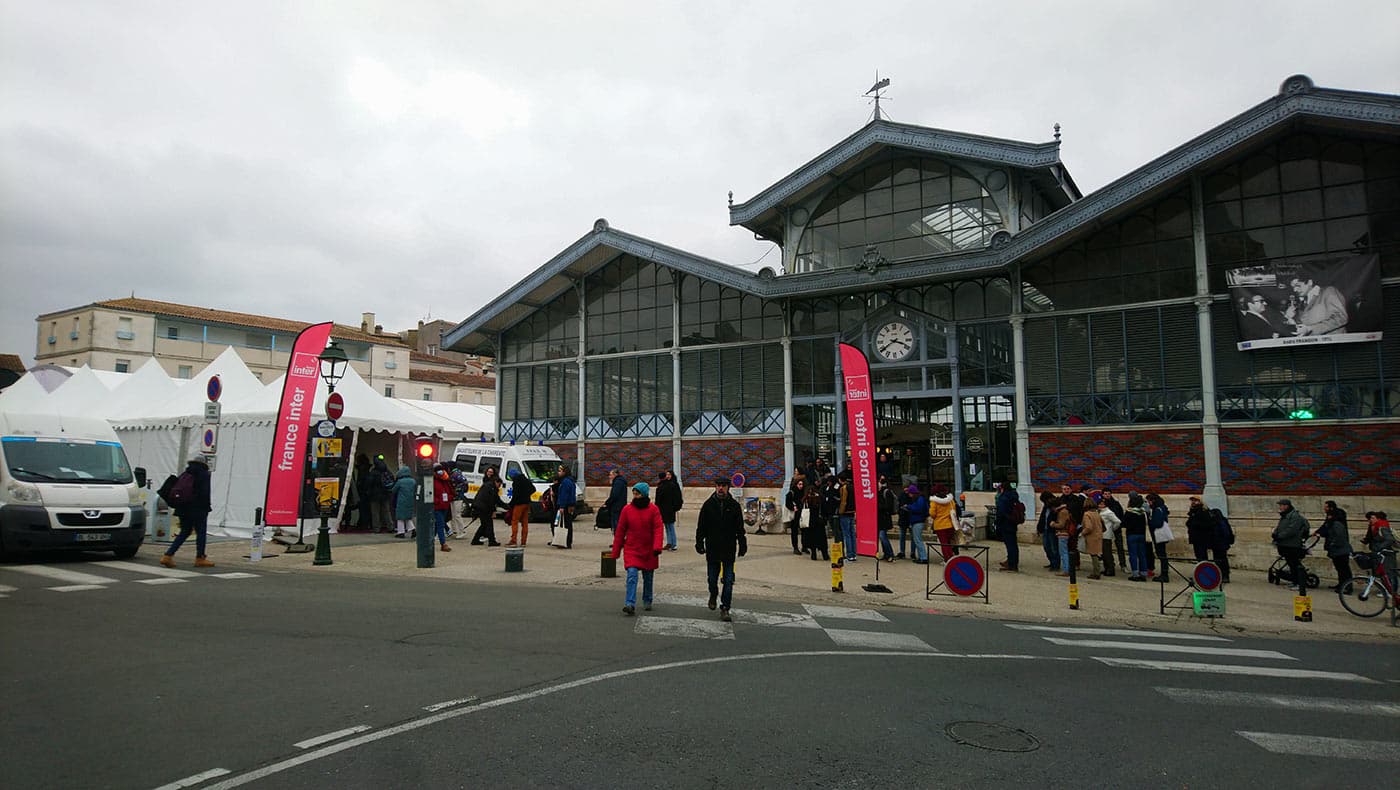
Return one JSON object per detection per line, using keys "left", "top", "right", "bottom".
{"left": 632, "top": 482, "right": 650, "bottom": 497}
{"left": 906, "top": 484, "right": 920, "bottom": 496}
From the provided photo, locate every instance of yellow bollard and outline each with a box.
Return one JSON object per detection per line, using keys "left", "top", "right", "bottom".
{"left": 830, "top": 539, "right": 844, "bottom": 592}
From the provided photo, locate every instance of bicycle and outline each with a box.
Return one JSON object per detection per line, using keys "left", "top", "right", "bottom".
{"left": 1336, "top": 551, "right": 1399, "bottom": 625}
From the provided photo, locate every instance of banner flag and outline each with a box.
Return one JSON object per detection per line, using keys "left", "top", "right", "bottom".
{"left": 263, "top": 322, "right": 333, "bottom": 526}
{"left": 1228, "top": 253, "right": 1382, "bottom": 351}
{"left": 839, "top": 342, "right": 879, "bottom": 557}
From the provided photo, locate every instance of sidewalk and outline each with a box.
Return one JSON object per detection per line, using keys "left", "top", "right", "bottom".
{"left": 193, "top": 523, "right": 1400, "bottom": 644}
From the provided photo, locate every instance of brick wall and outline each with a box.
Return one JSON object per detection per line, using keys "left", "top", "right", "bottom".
{"left": 1220, "top": 423, "right": 1400, "bottom": 495}
{"left": 583, "top": 440, "right": 673, "bottom": 487}
{"left": 681, "top": 437, "right": 785, "bottom": 487}
{"left": 1029, "top": 429, "right": 1205, "bottom": 493}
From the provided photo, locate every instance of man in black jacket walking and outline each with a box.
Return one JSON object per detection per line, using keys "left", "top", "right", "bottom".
{"left": 696, "top": 477, "right": 746, "bottom": 622}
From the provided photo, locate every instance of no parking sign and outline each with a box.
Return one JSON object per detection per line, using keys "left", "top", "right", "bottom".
{"left": 943, "top": 555, "right": 985, "bottom": 597}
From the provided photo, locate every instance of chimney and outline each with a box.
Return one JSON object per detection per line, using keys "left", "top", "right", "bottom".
{"left": 361, "top": 312, "right": 375, "bottom": 333}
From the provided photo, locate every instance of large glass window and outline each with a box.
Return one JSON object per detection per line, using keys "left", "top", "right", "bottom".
{"left": 1021, "top": 189, "right": 1195, "bottom": 311}
{"left": 679, "top": 275, "right": 781, "bottom": 346}
{"left": 584, "top": 355, "right": 673, "bottom": 438}
{"left": 502, "top": 286, "right": 579, "bottom": 364}
{"left": 795, "top": 156, "right": 1005, "bottom": 272}
{"left": 584, "top": 256, "right": 674, "bottom": 354}
{"left": 679, "top": 344, "right": 784, "bottom": 434}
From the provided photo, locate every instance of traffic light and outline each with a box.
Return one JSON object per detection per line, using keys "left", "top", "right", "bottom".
{"left": 413, "top": 435, "right": 439, "bottom": 474}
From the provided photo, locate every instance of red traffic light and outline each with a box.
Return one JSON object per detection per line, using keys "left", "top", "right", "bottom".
{"left": 414, "top": 436, "right": 437, "bottom": 460}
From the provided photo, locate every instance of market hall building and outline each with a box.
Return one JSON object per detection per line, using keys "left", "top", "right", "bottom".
{"left": 445, "top": 76, "right": 1399, "bottom": 534}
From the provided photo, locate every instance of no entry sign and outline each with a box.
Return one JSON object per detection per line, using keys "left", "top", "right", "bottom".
{"left": 326, "top": 391, "right": 344, "bottom": 421}
{"left": 1193, "top": 561, "right": 1222, "bottom": 591}
{"left": 943, "top": 555, "right": 985, "bottom": 597}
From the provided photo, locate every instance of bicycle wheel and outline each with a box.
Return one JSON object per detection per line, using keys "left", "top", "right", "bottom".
{"left": 1338, "top": 576, "right": 1387, "bottom": 618}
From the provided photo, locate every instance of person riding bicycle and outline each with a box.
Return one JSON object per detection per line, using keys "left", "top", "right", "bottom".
{"left": 1361, "top": 511, "right": 1397, "bottom": 590}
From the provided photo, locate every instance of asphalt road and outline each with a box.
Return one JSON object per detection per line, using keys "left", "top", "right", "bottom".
{"left": 2, "top": 555, "right": 1397, "bottom": 789}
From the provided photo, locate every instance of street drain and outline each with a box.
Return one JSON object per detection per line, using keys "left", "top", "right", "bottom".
{"left": 944, "top": 721, "right": 1040, "bottom": 753}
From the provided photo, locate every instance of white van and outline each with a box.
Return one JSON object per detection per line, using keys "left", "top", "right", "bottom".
{"left": 0, "top": 411, "right": 146, "bottom": 560}
{"left": 449, "top": 441, "right": 563, "bottom": 522}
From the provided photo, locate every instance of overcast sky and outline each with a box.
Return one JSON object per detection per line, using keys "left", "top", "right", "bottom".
{"left": 3, "top": 1, "right": 1398, "bottom": 365}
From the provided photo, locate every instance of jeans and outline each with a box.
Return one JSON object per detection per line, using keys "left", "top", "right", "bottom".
{"left": 879, "top": 531, "right": 894, "bottom": 559}
{"left": 664, "top": 520, "right": 677, "bottom": 549}
{"left": 707, "top": 558, "right": 734, "bottom": 610}
{"left": 1042, "top": 528, "right": 1060, "bottom": 567}
{"left": 434, "top": 510, "right": 449, "bottom": 546}
{"left": 898, "top": 523, "right": 911, "bottom": 556}
{"left": 166, "top": 510, "right": 208, "bottom": 557}
{"left": 624, "top": 566, "right": 654, "bottom": 608}
{"left": 1126, "top": 533, "right": 1147, "bottom": 576}
{"left": 1001, "top": 527, "right": 1019, "bottom": 570}
{"left": 910, "top": 522, "right": 929, "bottom": 561}
{"left": 839, "top": 515, "right": 856, "bottom": 560}
{"left": 1057, "top": 536, "right": 1070, "bottom": 572}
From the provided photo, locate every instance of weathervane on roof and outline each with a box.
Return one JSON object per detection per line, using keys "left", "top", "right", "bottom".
{"left": 1054, "top": 123, "right": 1061, "bottom": 141}
{"left": 865, "top": 73, "right": 891, "bottom": 121}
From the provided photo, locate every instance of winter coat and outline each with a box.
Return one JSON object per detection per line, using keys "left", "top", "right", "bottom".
{"left": 1148, "top": 504, "right": 1171, "bottom": 543}
{"left": 432, "top": 475, "right": 453, "bottom": 512}
{"left": 655, "top": 478, "right": 683, "bottom": 523}
{"left": 1120, "top": 507, "right": 1148, "bottom": 537}
{"left": 696, "top": 491, "right": 747, "bottom": 563}
{"left": 1362, "top": 519, "right": 1396, "bottom": 554}
{"left": 611, "top": 497, "right": 664, "bottom": 570}
{"left": 785, "top": 485, "right": 806, "bottom": 523}
{"left": 1272, "top": 507, "right": 1310, "bottom": 549}
{"left": 994, "top": 488, "right": 1020, "bottom": 532}
{"left": 929, "top": 494, "right": 957, "bottom": 532}
{"left": 878, "top": 487, "right": 898, "bottom": 532}
{"left": 1186, "top": 507, "right": 1216, "bottom": 547}
{"left": 370, "top": 458, "right": 393, "bottom": 501}
{"left": 905, "top": 495, "right": 929, "bottom": 525}
{"left": 1052, "top": 506, "right": 1073, "bottom": 538}
{"left": 821, "top": 484, "right": 840, "bottom": 519}
{"left": 473, "top": 476, "right": 501, "bottom": 516}
{"left": 174, "top": 459, "right": 212, "bottom": 519}
{"left": 1316, "top": 512, "right": 1353, "bottom": 557}
{"left": 392, "top": 466, "right": 417, "bottom": 520}
{"left": 605, "top": 475, "right": 628, "bottom": 517}
{"left": 508, "top": 473, "right": 536, "bottom": 508}
{"left": 1099, "top": 506, "right": 1121, "bottom": 540}
{"left": 556, "top": 475, "right": 577, "bottom": 509}
{"left": 1080, "top": 509, "right": 1104, "bottom": 556}
{"left": 837, "top": 481, "right": 855, "bottom": 516}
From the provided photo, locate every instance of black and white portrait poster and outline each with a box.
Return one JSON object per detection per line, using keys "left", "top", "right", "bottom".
{"left": 1227, "top": 253, "right": 1383, "bottom": 351}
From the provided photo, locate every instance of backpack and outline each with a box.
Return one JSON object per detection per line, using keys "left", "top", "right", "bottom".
{"left": 540, "top": 486, "right": 556, "bottom": 513}
{"left": 1011, "top": 500, "right": 1027, "bottom": 526}
{"left": 379, "top": 468, "right": 395, "bottom": 490}
{"left": 156, "top": 474, "right": 179, "bottom": 505}
{"left": 1212, "top": 510, "right": 1236, "bottom": 546}
{"left": 165, "top": 471, "right": 195, "bottom": 507}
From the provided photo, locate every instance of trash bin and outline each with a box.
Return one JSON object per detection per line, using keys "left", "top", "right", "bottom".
{"left": 505, "top": 547, "right": 524, "bottom": 572}
{"left": 600, "top": 550, "right": 616, "bottom": 578}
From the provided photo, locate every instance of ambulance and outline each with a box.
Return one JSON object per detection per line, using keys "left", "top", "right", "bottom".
{"left": 449, "top": 441, "right": 563, "bottom": 522}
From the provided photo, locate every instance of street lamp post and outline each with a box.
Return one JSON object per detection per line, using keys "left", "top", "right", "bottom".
{"left": 312, "top": 341, "right": 350, "bottom": 566}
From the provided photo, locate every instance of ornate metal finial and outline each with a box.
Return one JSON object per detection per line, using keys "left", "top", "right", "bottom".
{"left": 728, "top": 190, "right": 733, "bottom": 207}
{"left": 864, "top": 73, "right": 891, "bottom": 122}
{"left": 1280, "top": 74, "right": 1315, "bottom": 96}
{"left": 1053, "top": 123, "right": 1061, "bottom": 141}
{"left": 854, "top": 245, "right": 889, "bottom": 274}
{"left": 593, "top": 218, "right": 610, "bottom": 233}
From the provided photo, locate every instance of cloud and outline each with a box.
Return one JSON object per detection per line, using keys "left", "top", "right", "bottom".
{"left": 344, "top": 56, "right": 531, "bottom": 139}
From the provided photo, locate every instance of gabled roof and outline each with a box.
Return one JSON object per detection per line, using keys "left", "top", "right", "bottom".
{"left": 442, "top": 219, "right": 769, "bottom": 355}
{"left": 728, "top": 119, "right": 1079, "bottom": 240}
{"left": 41, "top": 297, "right": 408, "bottom": 348}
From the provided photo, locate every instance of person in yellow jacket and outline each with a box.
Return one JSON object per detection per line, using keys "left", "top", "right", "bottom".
{"left": 929, "top": 484, "right": 958, "bottom": 561}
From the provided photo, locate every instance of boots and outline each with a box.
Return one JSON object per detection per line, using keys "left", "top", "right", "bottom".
{"left": 194, "top": 556, "right": 215, "bottom": 568}
{"left": 159, "top": 554, "right": 176, "bottom": 568}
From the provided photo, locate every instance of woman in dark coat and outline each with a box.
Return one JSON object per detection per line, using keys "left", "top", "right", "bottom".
{"left": 1314, "top": 500, "right": 1353, "bottom": 590}
{"left": 470, "top": 466, "right": 503, "bottom": 546}
{"left": 656, "top": 470, "right": 684, "bottom": 551}
{"left": 785, "top": 477, "right": 808, "bottom": 555}
{"left": 803, "top": 484, "right": 830, "bottom": 562}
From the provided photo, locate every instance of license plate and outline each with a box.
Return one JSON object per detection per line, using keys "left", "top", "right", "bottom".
{"left": 75, "top": 533, "right": 111, "bottom": 542}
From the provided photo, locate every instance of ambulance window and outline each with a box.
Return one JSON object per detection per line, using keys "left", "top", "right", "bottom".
{"left": 479, "top": 456, "right": 503, "bottom": 475}
{"left": 504, "top": 462, "right": 521, "bottom": 480}
{"left": 456, "top": 454, "right": 479, "bottom": 472}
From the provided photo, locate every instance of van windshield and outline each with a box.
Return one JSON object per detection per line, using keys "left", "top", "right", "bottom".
{"left": 2, "top": 437, "right": 133, "bottom": 484}
{"left": 522, "top": 460, "right": 557, "bottom": 483}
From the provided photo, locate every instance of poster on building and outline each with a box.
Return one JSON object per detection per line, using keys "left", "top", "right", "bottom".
{"left": 1227, "top": 253, "right": 1383, "bottom": 351}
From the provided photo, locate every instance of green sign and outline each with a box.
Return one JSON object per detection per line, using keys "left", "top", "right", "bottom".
{"left": 1193, "top": 591, "right": 1226, "bottom": 618}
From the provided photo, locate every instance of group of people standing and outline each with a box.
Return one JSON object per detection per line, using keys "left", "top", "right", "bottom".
{"left": 1273, "top": 500, "right": 1396, "bottom": 593}
{"left": 782, "top": 468, "right": 966, "bottom": 566}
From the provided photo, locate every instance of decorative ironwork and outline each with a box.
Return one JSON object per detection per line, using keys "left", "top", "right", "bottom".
{"left": 1026, "top": 389, "right": 1203, "bottom": 426}
{"left": 853, "top": 245, "right": 890, "bottom": 274}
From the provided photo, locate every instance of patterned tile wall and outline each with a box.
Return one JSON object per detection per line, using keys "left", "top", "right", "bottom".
{"left": 1030, "top": 429, "right": 1204, "bottom": 493}
{"left": 548, "top": 443, "right": 578, "bottom": 473}
{"left": 1221, "top": 424, "right": 1400, "bottom": 495}
{"left": 681, "top": 437, "right": 786, "bottom": 487}
{"left": 583, "top": 441, "right": 674, "bottom": 488}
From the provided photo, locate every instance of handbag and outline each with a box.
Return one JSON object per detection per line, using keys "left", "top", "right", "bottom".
{"left": 1152, "top": 524, "right": 1175, "bottom": 543}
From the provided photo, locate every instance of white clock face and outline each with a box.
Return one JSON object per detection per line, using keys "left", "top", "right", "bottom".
{"left": 874, "top": 321, "right": 916, "bottom": 361}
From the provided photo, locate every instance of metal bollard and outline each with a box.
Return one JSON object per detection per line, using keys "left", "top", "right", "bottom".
{"left": 505, "top": 547, "right": 524, "bottom": 572}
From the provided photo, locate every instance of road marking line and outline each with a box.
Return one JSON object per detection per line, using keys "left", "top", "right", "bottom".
{"left": 8, "top": 564, "right": 115, "bottom": 585}
{"left": 293, "top": 725, "right": 372, "bottom": 750}
{"left": 1043, "top": 637, "right": 1294, "bottom": 660}
{"left": 803, "top": 604, "right": 889, "bottom": 622}
{"left": 651, "top": 593, "right": 715, "bottom": 608}
{"left": 201, "top": 650, "right": 1080, "bottom": 790}
{"left": 1094, "top": 657, "right": 1376, "bottom": 683}
{"left": 1006, "top": 624, "right": 1229, "bottom": 641}
{"left": 634, "top": 616, "right": 734, "bottom": 640}
{"left": 1155, "top": 687, "right": 1400, "bottom": 716}
{"left": 825, "top": 628, "right": 936, "bottom": 651}
{"left": 100, "top": 560, "right": 200, "bottom": 578}
{"left": 1237, "top": 731, "right": 1400, "bottom": 761}
{"left": 49, "top": 584, "right": 107, "bottom": 592}
{"left": 423, "top": 696, "right": 479, "bottom": 712}
{"left": 730, "top": 610, "right": 821, "bottom": 628}
{"left": 210, "top": 572, "right": 259, "bottom": 579}
{"left": 0, "top": 584, "right": 16, "bottom": 593}
{"left": 136, "top": 578, "right": 188, "bottom": 586}
{"left": 152, "top": 767, "right": 231, "bottom": 789}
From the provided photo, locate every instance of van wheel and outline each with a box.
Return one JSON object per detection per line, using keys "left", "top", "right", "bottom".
{"left": 114, "top": 546, "right": 139, "bottom": 559}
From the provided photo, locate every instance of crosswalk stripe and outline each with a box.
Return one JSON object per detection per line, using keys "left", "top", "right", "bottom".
{"left": 825, "top": 628, "right": 936, "bottom": 651}
{"left": 1094, "top": 657, "right": 1377, "bottom": 683}
{"left": 135, "top": 578, "right": 188, "bottom": 586}
{"left": 730, "top": 611, "right": 821, "bottom": 629}
{"left": 802, "top": 604, "right": 889, "bottom": 622}
{"left": 49, "top": 584, "right": 107, "bottom": 592}
{"left": 1043, "top": 637, "right": 1294, "bottom": 660}
{"left": 1237, "top": 731, "right": 1400, "bottom": 761}
{"left": 1155, "top": 687, "right": 1400, "bottom": 717}
{"left": 651, "top": 593, "right": 715, "bottom": 608}
{"left": 99, "top": 560, "right": 200, "bottom": 578}
{"left": 634, "top": 616, "right": 734, "bottom": 640}
{"left": 0, "top": 584, "right": 15, "bottom": 594}
{"left": 1006, "top": 624, "right": 1228, "bottom": 642}
{"left": 211, "top": 572, "right": 259, "bottom": 579}
{"left": 294, "top": 725, "right": 372, "bottom": 750}
{"left": 7, "top": 564, "right": 115, "bottom": 585}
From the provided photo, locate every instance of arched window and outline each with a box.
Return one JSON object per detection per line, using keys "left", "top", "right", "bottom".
{"left": 795, "top": 157, "right": 1005, "bottom": 272}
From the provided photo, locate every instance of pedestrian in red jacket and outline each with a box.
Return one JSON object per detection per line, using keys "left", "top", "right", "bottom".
{"left": 611, "top": 482, "right": 665, "bottom": 615}
{"left": 432, "top": 466, "right": 453, "bottom": 551}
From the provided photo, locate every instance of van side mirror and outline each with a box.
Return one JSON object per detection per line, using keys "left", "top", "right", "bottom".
{"left": 134, "top": 467, "right": 148, "bottom": 488}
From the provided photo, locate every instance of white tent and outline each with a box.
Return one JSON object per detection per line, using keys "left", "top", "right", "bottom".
{"left": 392, "top": 398, "right": 495, "bottom": 440}
{"left": 112, "top": 346, "right": 262, "bottom": 429}
{"left": 0, "top": 373, "right": 54, "bottom": 412}
{"left": 44, "top": 366, "right": 118, "bottom": 416}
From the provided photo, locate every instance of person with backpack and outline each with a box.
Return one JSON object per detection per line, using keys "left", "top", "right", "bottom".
{"left": 1210, "top": 507, "right": 1235, "bottom": 584}
{"left": 392, "top": 465, "right": 416, "bottom": 539}
{"left": 551, "top": 464, "right": 578, "bottom": 549}
{"left": 352, "top": 453, "right": 375, "bottom": 530}
{"left": 994, "top": 482, "right": 1021, "bottom": 572}
{"left": 370, "top": 455, "right": 395, "bottom": 533}
{"left": 159, "top": 455, "right": 214, "bottom": 568}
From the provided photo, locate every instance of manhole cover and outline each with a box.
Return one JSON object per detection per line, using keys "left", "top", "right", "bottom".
{"left": 944, "top": 721, "right": 1040, "bottom": 752}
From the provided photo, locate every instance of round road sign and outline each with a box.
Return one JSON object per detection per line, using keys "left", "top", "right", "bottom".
{"left": 206, "top": 375, "right": 222, "bottom": 402}
{"left": 1193, "top": 561, "right": 1222, "bottom": 591}
{"left": 730, "top": 472, "right": 745, "bottom": 488}
{"left": 326, "top": 391, "right": 345, "bottom": 421}
{"left": 314, "top": 419, "right": 337, "bottom": 438}
{"left": 944, "top": 554, "right": 985, "bottom": 597}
